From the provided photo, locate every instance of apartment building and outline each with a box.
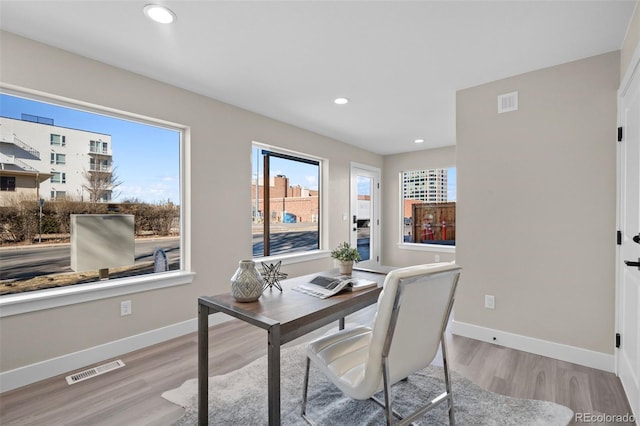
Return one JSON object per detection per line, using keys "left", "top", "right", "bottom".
{"left": 402, "top": 168, "right": 448, "bottom": 203}
{"left": 0, "top": 115, "right": 113, "bottom": 205}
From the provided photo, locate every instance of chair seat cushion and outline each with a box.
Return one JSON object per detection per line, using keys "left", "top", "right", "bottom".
{"left": 306, "top": 326, "right": 379, "bottom": 399}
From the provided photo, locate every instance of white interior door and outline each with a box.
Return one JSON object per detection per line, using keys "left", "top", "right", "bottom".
{"left": 617, "top": 57, "right": 640, "bottom": 419}
{"left": 350, "top": 164, "right": 380, "bottom": 269}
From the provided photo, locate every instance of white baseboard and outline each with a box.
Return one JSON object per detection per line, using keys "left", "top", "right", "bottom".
{"left": 0, "top": 314, "right": 232, "bottom": 393}
{"left": 450, "top": 320, "right": 615, "bottom": 373}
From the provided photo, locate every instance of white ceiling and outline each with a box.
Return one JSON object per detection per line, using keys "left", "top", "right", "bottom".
{"left": 0, "top": 1, "right": 636, "bottom": 155}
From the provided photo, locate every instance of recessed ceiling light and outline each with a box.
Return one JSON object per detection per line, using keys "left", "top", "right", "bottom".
{"left": 334, "top": 97, "right": 349, "bottom": 105}
{"left": 144, "top": 4, "right": 176, "bottom": 24}
{"left": 414, "top": 139, "right": 425, "bottom": 144}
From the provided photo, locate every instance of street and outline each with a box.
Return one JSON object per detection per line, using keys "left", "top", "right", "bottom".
{"left": 0, "top": 237, "right": 180, "bottom": 281}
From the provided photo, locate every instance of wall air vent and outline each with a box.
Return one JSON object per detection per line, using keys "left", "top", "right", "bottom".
{"left": 65, "top": 359, "right": 125, "bottom": 385}
{"left": 498, "top": 91, "right": 518, "bottom": 113}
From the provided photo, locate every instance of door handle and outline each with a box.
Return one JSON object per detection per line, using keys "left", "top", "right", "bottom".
{"left": 633, "top": 234, "right": 640, "bottom": 244}
{"left": 624, "top": 258, "right": 640, "bottom": 270}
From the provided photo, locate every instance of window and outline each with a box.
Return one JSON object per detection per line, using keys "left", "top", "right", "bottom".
{"left": 252, "top": 145, "right": 320, "bottom": 257}
{"left": 0, "top": 92, "right": 186, "bottom": 303}
{"left": 89, "top": 158, "right": 110, "bottom": 172}
{"left": 50, "top": 153, "right": 66, "bottom": 165}
{"left": 51, "top": 172, "right": 66, "bottom": 183}
{"left": 90, "top": 140, "right": 108, "bottom": 154}
{"left": 1, "top": 176, "right": 16, "bottom": 191}
{"left": 50, "top": 134, "right": 66, "bottom": 146}
{"left": 401, "top": 167, "right": 456, "bottom": 246}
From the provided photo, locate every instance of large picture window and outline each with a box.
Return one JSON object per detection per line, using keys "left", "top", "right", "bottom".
{"left": 252, "top": 145, "right": 320, "bottom": 257}
{"left": 0, "top": 93, "right": 183, "bottom": 296}
{"left": 401, "top": 167, "right": 456, "bottom": 246}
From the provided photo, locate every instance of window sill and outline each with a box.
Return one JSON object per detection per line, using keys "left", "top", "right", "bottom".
{"left": 0, "top": 271, "right": 196, "bottom": 318}
{"left": 397, "top": 243, "right": 456, "bottom": 254}
{"left": 253, "top": 250, "right": 330, "bottom": 266}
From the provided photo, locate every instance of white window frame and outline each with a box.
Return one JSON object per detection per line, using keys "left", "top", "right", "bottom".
{"left": 0, "top": 84, "right": 194, "bottom": 318}
{"left": 251, "top": 141, "right": 329, "bottom": 265}
{"left": 50, "top": 190, "right": 66, "bottom": 199}
{"left": 50, "top": 153, "right": 66, "bottom": 165}
{"left": 50, "top": 133, "right": 65, "bottom": 146}
{"left": 89, "top": 140, "right": 108, "bottom": 154}
{"left": 51, "top": 172, "right": 66, "bottom": 184}
{"left": 397, "top": 167, "right": 456, "bottom": 254}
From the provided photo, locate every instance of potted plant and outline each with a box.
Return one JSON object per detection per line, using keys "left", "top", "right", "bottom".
{"left": 331, "top": 241, "right": 361, "bottom": 275}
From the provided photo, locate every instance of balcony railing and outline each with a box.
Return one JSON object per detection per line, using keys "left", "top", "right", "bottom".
{"left": 89, "top": 164, "right": 111, "bottom": 173}
{"left": 0, "top": 133, "right": 41, "bottom": 159}
{"left": 89, "top": 147, "right": 111, "bottom": 155}
{"left": 0, "top": 152, "right": 39, "bottom": 172}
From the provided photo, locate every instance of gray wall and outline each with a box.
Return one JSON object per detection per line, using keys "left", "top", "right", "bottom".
{"left": 455, "top": 51, "right": 620, "bottom": 354}
{"left": 0, "top": 31, "right": 382, "bottom": 372}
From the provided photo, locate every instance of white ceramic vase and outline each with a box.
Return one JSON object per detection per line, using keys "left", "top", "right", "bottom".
{"left": 231, "top": 260, "right": 264, "bottom": 302}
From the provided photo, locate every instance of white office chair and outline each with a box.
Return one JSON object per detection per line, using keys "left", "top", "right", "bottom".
{"left": 301, "top": 263, "right": 462, "bottom": 425}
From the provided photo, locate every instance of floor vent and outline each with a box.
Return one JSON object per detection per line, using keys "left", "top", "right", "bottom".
{"left": 65, "top": 359, "right": 125, "bottom": 385}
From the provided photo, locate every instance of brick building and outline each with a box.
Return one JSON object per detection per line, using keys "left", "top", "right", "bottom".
{"left": 252, "top": 175, "right": 318, "bottom": 223}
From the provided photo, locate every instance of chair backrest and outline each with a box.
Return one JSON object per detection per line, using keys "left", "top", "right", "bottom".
{"left": 363, "top": 263, "right": 461, "bottom": 388}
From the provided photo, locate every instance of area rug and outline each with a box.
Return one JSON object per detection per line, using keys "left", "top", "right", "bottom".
{"left": 162, "top": 344, "right": 573, "bottom": 425}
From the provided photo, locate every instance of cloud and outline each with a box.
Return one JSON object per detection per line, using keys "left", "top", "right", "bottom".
{"left": 116, "top": 179, "right": 179, "bottom": 204}
{"left": 305, "top": 175, "right": 318, "bottom": 190}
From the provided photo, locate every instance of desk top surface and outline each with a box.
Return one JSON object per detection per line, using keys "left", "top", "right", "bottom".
{"left": 199, "top": 269, "right": 387, "bottom": 341}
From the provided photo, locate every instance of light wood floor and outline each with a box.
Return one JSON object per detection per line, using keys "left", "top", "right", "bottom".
{"left": 0, "top": 306, "right": 634, "bottom": 425}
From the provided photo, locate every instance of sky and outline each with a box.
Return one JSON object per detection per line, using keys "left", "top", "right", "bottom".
{"left": 0, "top": 94, "right": 180, "bottom": 204}
{"left": 252, "top": 147, "right": 319, "bottom": 191}
{"left": 448, "top": 167, "right": 457, "bottom": 201}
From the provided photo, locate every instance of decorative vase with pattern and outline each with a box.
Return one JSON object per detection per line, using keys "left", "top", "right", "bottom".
{"left": 231, "top": 260, "right": 264, "bottom": 302}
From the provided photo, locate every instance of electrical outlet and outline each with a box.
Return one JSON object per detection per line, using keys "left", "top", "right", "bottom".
{"left": 485, "top": 295, "right": 495, "bottom": 310}
{"left": 120, "top": 300, "right": 132, "bottom": 316}
{"left": 435, "top": 255, "right": 440, "bottom": 262}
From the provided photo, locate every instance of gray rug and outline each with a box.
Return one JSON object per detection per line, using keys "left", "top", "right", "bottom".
{"left": 163, "top": 344, "right": 573, "bottom": 425}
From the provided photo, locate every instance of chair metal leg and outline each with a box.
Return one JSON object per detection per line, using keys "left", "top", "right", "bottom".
{"left": 441, "top": 335, "right": 455, "bottom": 426}
{"left": 371, "top": 393, "right": 404, "bottom": 421}
{"left": 382, "top": 356, "right": 395, "bottom": 425}
{"left": 388, "top": 337, "right": 456, "bottom": 426}
{"left": 301, "top": 357, "right": 316, "bottom": 425}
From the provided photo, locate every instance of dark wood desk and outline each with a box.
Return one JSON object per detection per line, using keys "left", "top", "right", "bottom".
{"left": 198, "top": 269, "right": 386, "bottom": 425}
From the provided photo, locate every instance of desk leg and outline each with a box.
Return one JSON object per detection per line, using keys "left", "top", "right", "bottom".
{"left": 198, "top": 303, "right": 209, "bottom": 426}
{"left": 267, "top": 324, "right": 281, "bottom": 426}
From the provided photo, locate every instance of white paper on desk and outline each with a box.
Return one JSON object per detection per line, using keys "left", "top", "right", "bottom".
{"left": 346, "top": 278, "right": 377, "bottom": 291}
{"left": 293, "top": 276, "right": 376, "bottom": 298}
